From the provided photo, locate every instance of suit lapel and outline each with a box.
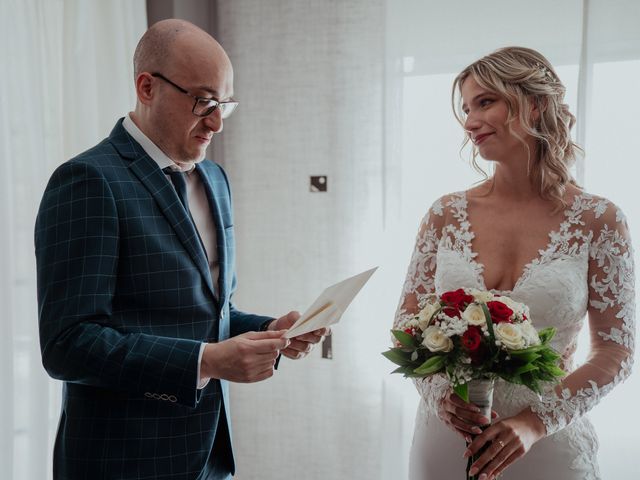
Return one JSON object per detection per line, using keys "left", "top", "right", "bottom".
{"left": 195, "top": 163, "right": 228, "bottom": 304}
{"left": 109, "top": 120, "right": 216, "bottom": 299}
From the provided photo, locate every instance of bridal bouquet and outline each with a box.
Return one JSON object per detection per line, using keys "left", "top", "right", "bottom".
{"left": 384, "top": 288, "right": 565, "bottom": 480}
{"left": 383, "top": 288, "right": 565, "bottom": 403}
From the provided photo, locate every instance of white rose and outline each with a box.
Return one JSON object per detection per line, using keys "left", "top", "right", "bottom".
{"left": 422, "top": 326, "right": 454, "bottom": 353}
{"left": 469, "top": 288, "right": 494, "bottom": 303}
{"left": 495, "top": 323, "right": 525, "bottom": 350}
{"left": 417, "top": 302, "right": 440, "bottom": 330}
{"left": 462, "top": 303, "right": 486, "bottom": 326}
{"left": 519, "top": 321, "right": 541, "bottom": 346}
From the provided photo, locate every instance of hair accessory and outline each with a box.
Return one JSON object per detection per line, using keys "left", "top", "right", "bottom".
{"left": 535, "top": 62, "right": 555, "bottom": 81}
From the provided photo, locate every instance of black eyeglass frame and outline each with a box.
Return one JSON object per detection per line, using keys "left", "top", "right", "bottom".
{"left": 151, "top": 72, "right": 238, "bottom": 118}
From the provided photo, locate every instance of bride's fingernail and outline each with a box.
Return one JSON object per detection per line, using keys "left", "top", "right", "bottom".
{"left": 469, "top": 467, "right": 478, "bottom": 476}
{"left": 463, "top": 449, "right": 471, "bottom": 458}
{"left": 479, "top": 474, "right": 487, "bottom": 480}
{"left": 472, "top": 427, "right": 482, "bottom": 434}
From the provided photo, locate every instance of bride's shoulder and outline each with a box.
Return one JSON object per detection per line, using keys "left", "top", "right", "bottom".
{"left": 417, "top": 191, "right": 469, "bottom": 235}
{"left": 425, "top": 191, "right": 467, "bottom": 219}
{"left": 568, "top": 187, "right": 631, "bottom": 231}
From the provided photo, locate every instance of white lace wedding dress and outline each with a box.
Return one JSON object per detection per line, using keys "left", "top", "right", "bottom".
{"left": 395, "top": 191, "right": 635, "bottom": 480}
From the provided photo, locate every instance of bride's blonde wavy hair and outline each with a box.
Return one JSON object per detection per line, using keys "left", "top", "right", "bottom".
{"left": 452, "top": 46, "right": 582, "bottom": 210}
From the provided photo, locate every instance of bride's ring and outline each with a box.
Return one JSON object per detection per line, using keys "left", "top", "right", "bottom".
{"left": 497, "top": 440, "right": 505, "bottom": 449}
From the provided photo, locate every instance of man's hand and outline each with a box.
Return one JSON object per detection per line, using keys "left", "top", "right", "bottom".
{"left": 267, "top": 311, "right": 330, "bottom": 359}
{"left": 201, "top": 330, "right": 289, "bottom": 383}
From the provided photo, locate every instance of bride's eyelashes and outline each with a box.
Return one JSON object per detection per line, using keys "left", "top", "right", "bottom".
{"left": 462, "top": 96, "right": 497, "bottom": 115}
{"left": 478, "top": 97, "right": 495, "bottom": 108}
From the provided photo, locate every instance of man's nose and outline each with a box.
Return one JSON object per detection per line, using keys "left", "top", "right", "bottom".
{"left": 203, "top": 108, "right": 223, "bottom": 133}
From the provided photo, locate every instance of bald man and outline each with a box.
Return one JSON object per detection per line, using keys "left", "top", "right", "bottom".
{"left": 35, "top": 20, "right": 327, "bottom": 480}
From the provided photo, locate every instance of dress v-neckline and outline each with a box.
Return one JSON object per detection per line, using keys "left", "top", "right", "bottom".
{"left": 457, "top": 190, "right": 582, "bottom": 294}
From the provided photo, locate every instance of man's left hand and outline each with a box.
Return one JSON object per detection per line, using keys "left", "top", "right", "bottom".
{"left": 267, "top": 311, "right": 330, "bottom": 359}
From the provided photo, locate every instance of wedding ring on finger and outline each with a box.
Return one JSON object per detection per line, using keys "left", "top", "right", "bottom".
{"left": 497, "top": 439, "right": 505, "bottom": 449}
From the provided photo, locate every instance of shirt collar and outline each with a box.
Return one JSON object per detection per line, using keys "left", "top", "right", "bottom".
{"left": 123, "top": 114, "right": 195, "bottom": 173}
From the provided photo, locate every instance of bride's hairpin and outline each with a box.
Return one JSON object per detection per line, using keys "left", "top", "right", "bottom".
{"left": 535, "top": 62, "right": 555, "bottom": 82}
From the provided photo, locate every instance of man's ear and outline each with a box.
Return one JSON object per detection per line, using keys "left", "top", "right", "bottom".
{"left": 135, "top": 72, "right": 155, "bottom": 106}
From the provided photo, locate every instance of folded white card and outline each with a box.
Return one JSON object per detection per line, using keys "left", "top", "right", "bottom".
{"left": 284, "top": 267, "right": 378, "bottom": 338}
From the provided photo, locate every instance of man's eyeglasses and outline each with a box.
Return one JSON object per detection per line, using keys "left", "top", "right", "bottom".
{"left": 151, "top": 73, "right": 238, "bottom": 119}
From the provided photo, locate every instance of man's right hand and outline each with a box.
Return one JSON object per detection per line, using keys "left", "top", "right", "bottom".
{"left": 200, "top": 330, "right": 289, "bottom": 383}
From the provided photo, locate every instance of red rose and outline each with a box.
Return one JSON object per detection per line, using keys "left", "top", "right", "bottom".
{"left": 487, "top": 301, "right": 514, "bottom": 324}
{"left": 469, "top": 343, "right": 487, "bottom": 365}
{"left": 462, "top": 326, "right": 482, "bottom": 352}
{"left": 442, "top": 306, "right": 461, "bottom": 318}
{"left": 404, "top": 328, "right": 413, "bottom": 335}
{"left": 441, "top": 289, "right": 474, "bottom": 309}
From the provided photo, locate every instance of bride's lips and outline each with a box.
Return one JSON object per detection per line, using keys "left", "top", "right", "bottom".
{"left": 473, "top": 133, "right": 493, "bottom": 145}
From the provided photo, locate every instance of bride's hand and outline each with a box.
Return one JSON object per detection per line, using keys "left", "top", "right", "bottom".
{"left": 464, "top": 408, "right": 546, "bottom": 479}
{"left": 437, "top": 391, "right": 497, "bottom": 442}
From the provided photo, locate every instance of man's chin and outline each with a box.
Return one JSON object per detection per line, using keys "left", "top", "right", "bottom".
{"left": 178, "top": 149, "right": 207, "bottom": 165}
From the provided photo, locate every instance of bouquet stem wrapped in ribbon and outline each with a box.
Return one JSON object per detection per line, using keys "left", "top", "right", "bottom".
{"left": 465, "top": 379, "right": 494, "bottom": 480}
{"left": 383, "top": 288, "right": 565, "bottom": 479}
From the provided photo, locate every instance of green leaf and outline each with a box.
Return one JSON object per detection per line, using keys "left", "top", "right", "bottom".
{"left": 543, "top": 364, "right": 567, "bottom": 378}
{"left": 414, "top": 355, "right": 445, "bottom": 375}
{"left": 538, "top": 327, "right": 556, "bottom": 344}
{"left": 391, "top": 365, "right": 417, "bottom": 376}
{"left": 480, "top": 303, "right": 496, "bottom": 341}
{"left": 524, "top": 378, "right": 542, "bottom": 394}
{"left": 498, "top": 372, "right": 524, "bottom": 385}
{"left": 513, "top": 363, "right": 539, "bottom": 375}
{"left": 391, "top": 329, "right": 418, "bottom": 348}
{"left": 539, "top": 349, "right": 561, "bottom": 362}
{"left": 453, "top": 383, "right": 469, "bottom": 403}
{"left": 509, "top": 351, "right": 541, "bottom": 362}
{"left": 381, "top": 348, "right": 413, "bottom": 367}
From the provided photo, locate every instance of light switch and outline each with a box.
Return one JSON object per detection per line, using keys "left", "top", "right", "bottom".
{"left": 310, "top": 175, "right": 328, "bottom": 192}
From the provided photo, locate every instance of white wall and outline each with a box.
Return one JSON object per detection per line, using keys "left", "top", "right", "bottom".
{"left": 214, "top": 1, "right": 389, "bottom": 478}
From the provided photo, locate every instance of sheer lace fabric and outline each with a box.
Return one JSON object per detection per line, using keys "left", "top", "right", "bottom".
{"left": 396, "top": 192, "right": 635, "bottom": 479}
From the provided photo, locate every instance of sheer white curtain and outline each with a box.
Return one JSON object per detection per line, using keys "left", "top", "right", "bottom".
{"left": 0, "top": 1, "right": 146, "bottom": 478}
{"left": 382, "top": 0, "right": 640, "bottom": 478}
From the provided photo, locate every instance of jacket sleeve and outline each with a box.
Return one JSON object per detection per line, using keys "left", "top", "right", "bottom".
{"left": 36, "top": 161, "right": 203, "bottom": 408}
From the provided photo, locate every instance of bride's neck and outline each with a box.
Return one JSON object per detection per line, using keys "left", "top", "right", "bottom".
{"left": 488, "top": 162, "right": 538, "bottom": 202}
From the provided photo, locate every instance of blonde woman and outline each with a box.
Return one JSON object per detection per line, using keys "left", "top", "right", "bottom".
{"left": 396, "top": 47, "right": 635, "bottom": 479}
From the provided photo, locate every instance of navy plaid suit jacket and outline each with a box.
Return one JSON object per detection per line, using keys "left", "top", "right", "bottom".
{"left": 35, "top": 119, "right": 272, "bottom": 480}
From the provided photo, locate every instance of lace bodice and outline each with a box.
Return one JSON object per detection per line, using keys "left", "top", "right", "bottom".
{"left": 395, "top": 191, "right": 635, "bottom": 436}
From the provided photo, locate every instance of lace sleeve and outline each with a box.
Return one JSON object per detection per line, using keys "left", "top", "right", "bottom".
{"left": 394, "top": 198, "right": 450, "bottom": 415}
{"left": 531, "top": 202, "right": 635, "bottom": 435}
